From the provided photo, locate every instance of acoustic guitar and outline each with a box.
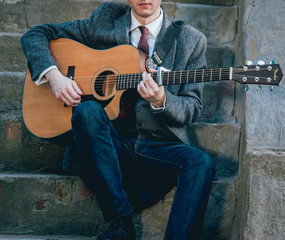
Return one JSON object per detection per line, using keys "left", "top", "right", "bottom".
{"left": 22, "top": 38, "right": 283, "bottom": 139}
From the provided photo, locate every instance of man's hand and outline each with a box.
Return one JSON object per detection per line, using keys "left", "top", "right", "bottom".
{"left": 45, "top": 68, "right": 82, "bottom": 107}
{"left": 137, "top": 71, "right": 166, "bottom": 108}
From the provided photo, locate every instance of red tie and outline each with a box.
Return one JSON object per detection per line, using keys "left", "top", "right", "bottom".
{"left": 138, "top": 26, "right": 149, "bottom": 55}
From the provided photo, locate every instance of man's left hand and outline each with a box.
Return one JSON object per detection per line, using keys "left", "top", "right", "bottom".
{"left": 137, "top": 72, "right": 166, "bottom": 108}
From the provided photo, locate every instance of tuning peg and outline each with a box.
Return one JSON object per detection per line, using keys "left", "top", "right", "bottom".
{"left": 270, "top": 86, "right": 274, "bottom": 91}
{"left": 246, "top": 60, "right": 253, "bottom": 65}
{"left": 257, "top": 60, "right": 265, "bottom": 65}
{"left": 270, "top": 60, "right": 276, "bottom": 64}
{"left": 256, "top": 85, "right": 263, "bottom": 91}
{"left": 244, "top": 85, "right": 249, "bottom": 91}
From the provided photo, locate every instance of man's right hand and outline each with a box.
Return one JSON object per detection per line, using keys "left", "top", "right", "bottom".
{"left": 45, "top": 68, "right": 82, "bottom": 107}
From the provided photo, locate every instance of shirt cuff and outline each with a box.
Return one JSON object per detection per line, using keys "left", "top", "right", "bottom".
{"left": 35, "top": 66, "right": 58, "bottom": 86}
{"left": 150, "top": 95, "right": 166, "bottom": 111}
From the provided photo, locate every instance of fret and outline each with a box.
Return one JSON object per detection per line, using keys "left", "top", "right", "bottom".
{"left": 129, "top": 74, "right": 132, "bottom": 88}
{"left": 202, "top": 69, "right": 204, "bottom": 82}
{"left": 219, "top": 68, "right": 222, "bottom": 81}
{"left": 127, "top": 74, "right": 130, "bottom": 89}
{"left": 135, "top": 73, "right": 139, "bottom": 88}
{"left": 180, "top": 71, "right": 182, "bottom": 84}
{"left": 173, "top": 71, "right": 175, "bottom": 85}
{"left": 186, "top": 70, "right": 189, "bottom": 84}
{"left": 123, "top": 74, "right": 126, "bottom": 89}
{"left": 210, "top": 69, "right": 213, "bottom": 81}
{"left": 194, "top": 70, "right": 196, "bottom": 83}
{"left": 167, "top": 71, "right": 170, "bottom": 85}
{"left": 120, "top": 75, "right": 123, "bottom": 89}
{"left": 132, "top": 73, "right": 136, "bottom": 88}
{"left": 119, "top": 75, "right": 123, "bottom": 89}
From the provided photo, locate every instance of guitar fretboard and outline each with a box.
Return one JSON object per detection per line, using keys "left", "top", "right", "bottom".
{"left": 116, "top": 68, "right": 231, "bottom": 90}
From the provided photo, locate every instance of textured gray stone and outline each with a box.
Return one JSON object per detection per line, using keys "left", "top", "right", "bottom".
{"left": 175, "top": 4, "right": 238, "bottom": 45}
{"left": 188, "top": 123, "right": 241, "bottom": 178}
{"left": 242, "top": 0, "right": 285, "bottom": 149}
{"left": 199, "top": 81, "right": 236, "bottom": 124}
{"left": 0, "top": 0, "right": 27, "bottom": 33}
{"left": 0, "top": 35, "right": 26, "bottom": 72}
{"left": 242, "top": 150, "right": 285, "bottom": 240}
{"left": 0, "top": 72, "right": 25, "bottom": 112}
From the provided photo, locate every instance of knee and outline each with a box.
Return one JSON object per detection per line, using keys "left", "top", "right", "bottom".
{"left": 72, "top": 101, "right": 105, "bottom": 121}
{"left": 72, "top": 101, "right": 108, "bottom": 127}
{"left": 183, "top": 149, "right": 215, "bottom": 178}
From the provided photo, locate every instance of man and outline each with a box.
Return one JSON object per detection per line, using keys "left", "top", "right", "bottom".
{"left": 21, "top": 1, "right": 215, "bottom": 239}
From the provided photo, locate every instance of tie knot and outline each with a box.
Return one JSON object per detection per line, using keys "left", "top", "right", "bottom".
{"left": 138, "top": 26, "right": 148, "bottom": 35}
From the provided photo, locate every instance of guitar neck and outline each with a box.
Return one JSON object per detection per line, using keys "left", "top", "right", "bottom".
{"left": 116, "top": 68, "right": 231, "bottom": 90}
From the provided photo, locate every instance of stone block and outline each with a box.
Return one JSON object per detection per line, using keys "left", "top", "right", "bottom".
{"left": 0, "top": 72, "right": 25, "bottom": 112}
{"left": 0, "top": 0, "right": 27, "bottom": 33}
{"left": 188, "top": 123, "right": 241, "bottom": 178}
{"left": 0, "top": 174, "right": 103, "bottom": 236}
{"left": 0, "top": 35, "right": 26, "bottom": 72}
{"left": 243, "top": 0, "right": 285, "bottom": 149}
{"left": 0, "top": 120, "right": 64, "bottom": 173}
{"left": 24, "top": 0, "right": 110, "bottom": 27}
{"left": 0, "top": 236, "right": 93, "bottom": 240}
{"left": 206, "top": 46, "right": 235, "bottom": 69}
{"left": 175, "top": 4, "right": 238, "bottom": 45}
{"left": 242, "top": 150, "right": 285, "bottom": 240}
{"left": 0, "top": 174, "right": 236, "bottom": 239}
{"left": 199, "top": 81, "right": 236, "bottom": 123}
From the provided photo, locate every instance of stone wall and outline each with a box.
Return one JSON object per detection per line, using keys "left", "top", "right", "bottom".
{"left": 0, "top": 0, "right": 250, "bottom": 239}
{"left": 234, "top": 0, "right": 285, "bottom": 239}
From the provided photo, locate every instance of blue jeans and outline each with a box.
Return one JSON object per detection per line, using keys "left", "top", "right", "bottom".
{"left": 71, "top": 101, "right": 215, "bottom": 240}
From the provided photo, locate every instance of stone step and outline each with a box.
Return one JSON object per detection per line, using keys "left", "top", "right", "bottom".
{"left": 0, "top": 173, "right": 237, "bottom": 239}
{"left": 0, "top": 120, "right": 241, "bottom": 179}
{"left": 0, "top": 235, "right": 93, "bottom": 240}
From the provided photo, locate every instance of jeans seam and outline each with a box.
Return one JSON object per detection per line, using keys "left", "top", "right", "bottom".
{"left": 134, "top": 151, "right": 182, "bottom": 169}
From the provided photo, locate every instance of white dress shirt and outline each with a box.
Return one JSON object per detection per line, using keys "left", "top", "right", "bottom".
{"left": 129, "top": 9, "right": 163, "bottom": 57}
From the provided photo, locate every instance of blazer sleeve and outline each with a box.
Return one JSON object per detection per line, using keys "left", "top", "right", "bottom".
{"left": 152, "top": 30, "right": 207, "bottom": 127}
{"left": 21, "top": 3, "right": 108, "bottom": 81}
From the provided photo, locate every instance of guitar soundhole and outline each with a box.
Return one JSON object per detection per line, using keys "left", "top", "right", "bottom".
{"left": 93, "top": 70, "right": 117, "bottom": 99}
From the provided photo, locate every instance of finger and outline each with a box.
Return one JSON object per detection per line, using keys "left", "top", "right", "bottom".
{"left": 62, "top": 90, "right": 81, "bottom": 106}
{"left": 143, "top": 77, "right": 159, "bottom": 96}
{"left": 66, "top": 84, "right": 81, "bottom": 100}
{"left": 137, "top": 81, "right": 148, "bottom": 97}
{"left": 60, "top": 94, "right": 73, "bottom": 107}
{"left": 72, "top": 80, "right": 83, "bottom": 95}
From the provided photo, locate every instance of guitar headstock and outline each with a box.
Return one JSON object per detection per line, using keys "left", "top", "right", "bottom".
{"left": 232, "top": 62, "right": 283, "bottom": 85}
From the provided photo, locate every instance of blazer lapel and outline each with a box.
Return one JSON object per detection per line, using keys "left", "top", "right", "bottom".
{"left": 114, "top": 7, "right": 131, "bottom": 45}
{"left": 153, "top": 10, "right": 173, "bottom": 51}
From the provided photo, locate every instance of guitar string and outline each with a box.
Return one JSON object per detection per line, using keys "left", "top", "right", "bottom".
{"left": 71, "top": 74, "right": 272, "bottom": 84}
{"left": 62, "top": 69, "right": 273, "bottom": 88}
{"left": 66, "top": 68, "right": 271, "bottom": 82}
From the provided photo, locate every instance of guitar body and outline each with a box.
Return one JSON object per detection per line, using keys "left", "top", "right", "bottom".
{"left": 22, "top": 38, "right": 146, "bottom": 139}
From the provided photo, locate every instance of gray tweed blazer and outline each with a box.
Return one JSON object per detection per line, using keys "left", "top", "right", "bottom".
{"left": 21, "top": 2, "right": 207, "bottom": 146}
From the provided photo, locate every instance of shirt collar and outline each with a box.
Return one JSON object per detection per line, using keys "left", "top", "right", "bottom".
{"left": 130, "top": 8, "right": 164, "bottom": 38}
